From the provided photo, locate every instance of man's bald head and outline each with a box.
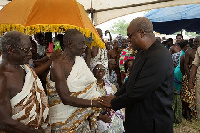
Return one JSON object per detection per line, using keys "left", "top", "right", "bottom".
{"left": 128, "top": 17, "right": 153, "bottom": 34}
{"left": 127, "top": 17, "right": 155, "bottom": 51}
{"left": 63, "top": 29, "right": 83, "bottom": 47}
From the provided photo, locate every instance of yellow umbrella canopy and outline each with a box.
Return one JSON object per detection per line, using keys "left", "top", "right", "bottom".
{"left": 0, "top": 0, "right": 105, "bottom": 49}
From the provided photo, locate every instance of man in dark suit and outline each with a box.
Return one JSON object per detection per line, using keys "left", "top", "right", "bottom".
{"left": 99, "top": 17, "right": 174, "bottom": 133}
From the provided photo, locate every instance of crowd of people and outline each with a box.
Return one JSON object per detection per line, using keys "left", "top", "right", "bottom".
{"left": 0, "top": 16, "right": 199, "bottom": 133}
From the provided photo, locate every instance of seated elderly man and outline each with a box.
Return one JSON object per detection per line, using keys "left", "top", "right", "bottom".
{"left": 46, "top": 29, "right": 104, "bottom": 132}
{"left": 0, "top": 31, "right": 49, "bottom": 133}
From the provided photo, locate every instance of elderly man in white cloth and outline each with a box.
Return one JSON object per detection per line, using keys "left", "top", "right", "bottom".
{"left": 46, "top": 29, "right": 104, "bottom": 132}
{"left": 0, "top": 31, "right": 49, "bottom": 133}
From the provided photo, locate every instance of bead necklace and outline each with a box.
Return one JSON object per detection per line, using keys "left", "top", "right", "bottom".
{"left": 97, "top": 81, "right": 104, "bottom": 86}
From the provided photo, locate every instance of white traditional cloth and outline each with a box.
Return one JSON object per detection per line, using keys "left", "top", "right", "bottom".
{"left": 47, "top": 56, "right": 101, "bottom": 132}
{"left": 192, "top": 47, "right": 200, "bottom": 119}
{"left": 10, "top": 64, "right": 49, "bottom": 130}
{"left": 97, "top": 81, "right": 125, "bottom": 133}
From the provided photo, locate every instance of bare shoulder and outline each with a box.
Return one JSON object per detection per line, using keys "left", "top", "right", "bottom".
{"left": 51, "top": 55, "right": 64, "bottom": 68}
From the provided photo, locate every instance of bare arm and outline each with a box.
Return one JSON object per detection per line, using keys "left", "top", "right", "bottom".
{"left": 169, "top": 46, "right": 174, "bottom": 55}
{"left": 0, "top": 73, "right": 43, "bottom": 133}
{"left": 50, "top": 56, "right": 103, "bottom": 108}
{"left": 33, "top": 50, "right": 61, "bottom": 76}
{"left": 180, "top": 55, "right": 185, "bottom": 75}
{"left": 184, "top": 50, "right": 191, "bottom": 78}
{"left": 188, "top": 65, "right": 197, "bottom": 89}
{"left": 33, "top": 56, "right": 49, "bottom": 67}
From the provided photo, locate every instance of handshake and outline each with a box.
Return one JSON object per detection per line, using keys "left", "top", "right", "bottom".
{"left": 93, "top": 94, "right": 116, "bottom": 108}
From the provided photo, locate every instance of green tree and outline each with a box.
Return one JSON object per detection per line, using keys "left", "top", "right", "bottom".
{"left": 110, "top": 19, "right": 129, "bottom": 36}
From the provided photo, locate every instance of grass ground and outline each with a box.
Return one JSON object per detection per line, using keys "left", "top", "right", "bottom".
{"left": 174, "top": 118, "right": 200, "bottom": 133}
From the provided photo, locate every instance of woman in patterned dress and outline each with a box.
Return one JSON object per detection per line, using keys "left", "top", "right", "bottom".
{"left": 93, "top": 62, "right": 125, "bottom": 133}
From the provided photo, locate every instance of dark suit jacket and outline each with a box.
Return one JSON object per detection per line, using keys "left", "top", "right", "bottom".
{"left": 111, "top": 40, "right": 174, "bottom": 133}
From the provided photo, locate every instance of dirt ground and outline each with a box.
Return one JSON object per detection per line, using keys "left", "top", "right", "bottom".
{"left": 174, "top": 118, "right": 200, "bottom": 133}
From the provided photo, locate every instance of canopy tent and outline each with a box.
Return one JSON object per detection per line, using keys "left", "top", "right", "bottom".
{"left": 144, "top": 4, "right": 200, "bottom": 34}
{"left": 1, "top": 0, "right": 200, "bottom": 26}
{"left": 77, "top": 0, "right": 200, "bottom": 25}
{"left": 0, "top": 0, "right": 105, "bottom": 49}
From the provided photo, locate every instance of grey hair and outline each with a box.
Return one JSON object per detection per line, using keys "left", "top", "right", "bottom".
{"left": 130, "top": 17, "right": 153, "bottom": 32}
{"left": 1, "top": 31, "right": 24, "bottom": 53}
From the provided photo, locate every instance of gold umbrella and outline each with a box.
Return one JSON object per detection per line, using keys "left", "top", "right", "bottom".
{"left": 0, "top": 0, "right": 105, "bottom": 48}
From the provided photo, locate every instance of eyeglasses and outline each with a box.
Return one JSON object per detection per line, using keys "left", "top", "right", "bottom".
{"left": 127, "top": 30, "right": 139, "bottom": 39}
{"left": 127, "top": 29, "right": 153, "bottom": 38}
{"left": 127, "top": 32, "right": 133, "bottom": 39}
{"left": 13, "top": 45, "right": 32, "bottom": 53}
{"left": 95, "top": 67, "right": 105, "bottom": 71}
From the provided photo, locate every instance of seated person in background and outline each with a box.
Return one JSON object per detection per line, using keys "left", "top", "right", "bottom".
{"left": 93, "top": 62, "right": 125, "bottom": 133}
{"left": 0, "top": 31, "right": 49, "bottom": 133}
{"left": 46, "top": 29, "right": 104, "bottom": 132}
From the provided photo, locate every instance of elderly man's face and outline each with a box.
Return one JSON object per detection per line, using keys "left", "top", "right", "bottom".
{"left": 194, "top": 37, "right": 200, "bottom": 49}
{"left": 16, "top": 36, "right": 32, "bottom": 64}
{"left": 71, "top": 34, "right": 86, "bottom": 56}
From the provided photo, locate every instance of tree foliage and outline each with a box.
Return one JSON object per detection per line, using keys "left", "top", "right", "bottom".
{"left": 109, "top": 19, "right": 129, "bottom": 36}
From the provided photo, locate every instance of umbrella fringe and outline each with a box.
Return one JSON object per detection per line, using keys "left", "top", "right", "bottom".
{"left": 0, "top": 24, "right": 105, "bottom": 49}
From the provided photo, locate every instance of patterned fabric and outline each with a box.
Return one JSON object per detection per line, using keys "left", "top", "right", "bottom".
{"left": 172, "top": 51, "right": 181, "bottom": 67}
{"left": 119, "top": 48, "right": 133, "bottom": 84}
{"left": 46, "top": 56, "right": 101, "bottom": 132}
{"left": 97, "top": 81, "right": 125, "bottom": 133}
{"left": 10, "top": 65, "right": 49, "bottom": 130}
{"left": 90, "top": 48, "right": 109, "bottom": 81}
{"left": 119, "top": 49, "right": 131, "bottom": 72}
{"left": 172, "top": 89, "right": 182, "bottom": 124}
{"left": 181, "top": 75, "right": 197, "bottom": 118}
{"left": 196, "top": 77, "right": 200, "bottom": 120}
{"left": 109, "top": 70, "right": 119, "bottom": 90}
{"left": 174, "top": 50, "right": 185, "bottom": 93}
{"left": 192, "top": 47, "right": 200, "bottom": 119}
